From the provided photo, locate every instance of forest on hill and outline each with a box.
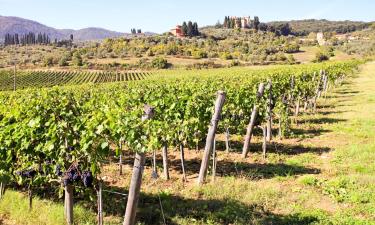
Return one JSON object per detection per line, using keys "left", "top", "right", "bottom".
{"left": 267, "top": 19, "right": 372, "bottom": 36}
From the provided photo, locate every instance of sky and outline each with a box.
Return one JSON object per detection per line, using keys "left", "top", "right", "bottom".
{"left": 0, "top": 0, "right": 374, "bottom": 33}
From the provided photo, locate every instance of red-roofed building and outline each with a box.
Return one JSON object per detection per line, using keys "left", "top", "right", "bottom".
{"left": 170, "top": 25, "right": 184, "bottom": 38}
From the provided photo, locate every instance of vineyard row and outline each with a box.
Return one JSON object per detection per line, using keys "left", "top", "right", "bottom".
{"left": 0, "top": 70, "right": 152, "bottom": 91}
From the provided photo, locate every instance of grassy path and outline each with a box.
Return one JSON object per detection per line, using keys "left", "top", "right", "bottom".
{"left": 0, "top": 62, "right": 374, "bottom": 225}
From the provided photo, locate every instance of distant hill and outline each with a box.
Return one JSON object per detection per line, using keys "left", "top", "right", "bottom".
{"left": 267, "top": 19, "right": 372, "bottom": 35}
{"left": 0, "top": 15, "right": 137, "bottom": 42}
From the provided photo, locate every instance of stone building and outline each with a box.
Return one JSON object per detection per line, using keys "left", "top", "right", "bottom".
{"left": 230, "top": 16, "right": 252, "bottom": 28}
{"left": 317, "top": 32, "right": 326, "bottom": 46}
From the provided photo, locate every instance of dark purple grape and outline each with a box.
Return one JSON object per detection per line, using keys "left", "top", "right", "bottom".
{"left": 67, "top": 170, "right": 74, "bottom": 181}
{"left": 22, "top": 169, "right": 37, "bottom": 178}
{"left": 63, "top": 177, "right": 72, "bottom": 187}
{"left": 72, "top": 170, "right": 81, "bottom": 182}
{"left": 55, "top": 165, "right": 63, "bottom": 176}
{"left": 82, "top": 171, "right": 93, "bottom": 187}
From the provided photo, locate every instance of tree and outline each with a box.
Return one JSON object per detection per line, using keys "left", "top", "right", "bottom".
{"left": 259, "top": 23, "right": 269, "bottom": 32}
{"left": 215, "top": 20, "right": 222, "bottom": 29}
{"left": 223, "top": 17, "right": 228, "bottom": 28}
{"left": 15, "top": 34, "right": 19, "bottom": 45}
{"left": 58, "top": 55, "right": 69, "bottom": 67}
{"left": 72, "top": 52, "right": 83, "bottom": 67}
{"left": 275, "top": 23, "right": 291, "bottom": 36}
{"left": 187, "top": 21, "right": 194, "bottom": 37}
{"left": 182, "top": 22, "right": 188, "bottom": 36}
{"left": 151, "top": 57, "right": 168, "bottom": 69}
{"left": 193, "top": 22, "right": 199, "bottom": 36}
{"left": 43, "top": 56, "right": 54, "bottom": 67}
{"left": 70, "top": 34, "right": 74, "bottom": 42}
{"left": 236, "top": 18, "right": 242, "bottom": 29}
{"left": 314, "top": 51, "right": 330, "bottom": 62}
{"left": 227, "top": 18, "right": 232, "bottom": 29}
{"left": 254, "top": 16, "right": 260, "bottom": 31}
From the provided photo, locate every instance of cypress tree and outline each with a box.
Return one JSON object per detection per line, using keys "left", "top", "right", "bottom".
{"left": 15, "top": 34, "right": 19, "bottom": 45}
{"left": 182, "top": 22, "right": 188, "bottom": 36}
{"left": 254, "top": 16, "right": 260, "bottom": 31}
{"left": 187, "top": 21, "right": 193, "bottom": 37}
{"left": 193, "top": 22, "right": 199, "bottom": 36}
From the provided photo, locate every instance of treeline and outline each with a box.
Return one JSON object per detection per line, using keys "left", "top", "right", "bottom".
{"left": 258, "top": 23, "right": 292, "bottom": 36}
{"left": 268, "top": 19, "right": 371, "bottom": 36}
{"left": 131, "top": 29, "right": 142, "bottom": 34}
{"left": 181, "top": 21, "right": 200, "bottom": 37}
{"left": 4, "top": 32, "right": 51, "bottom": 46}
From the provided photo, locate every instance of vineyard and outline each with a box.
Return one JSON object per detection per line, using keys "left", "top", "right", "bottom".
{"left": 0, "top": 60, "right": 365, "bottom": 224}
{"left": 0, "top": 70, "right": 151, "bottom": 90}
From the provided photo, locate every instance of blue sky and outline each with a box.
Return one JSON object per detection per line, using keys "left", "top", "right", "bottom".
{"left": 0, "top": 0, "right": 374, "bottom": 33}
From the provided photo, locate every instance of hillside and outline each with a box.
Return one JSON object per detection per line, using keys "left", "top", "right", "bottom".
{"left": 267, "top": 19, "right": 372, "bottom": 35}
{"left": 0, "top": 15, "right": 126, "bottom": 41}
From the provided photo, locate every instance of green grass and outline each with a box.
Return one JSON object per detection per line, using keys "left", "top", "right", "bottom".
{"left": 0, "top": 190, "right": 96, "bottom": 225}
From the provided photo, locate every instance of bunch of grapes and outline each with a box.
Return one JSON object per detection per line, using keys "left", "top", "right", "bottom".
{"left": 61, "top": 164, "right": 94, "bottom": 188}
{"left": 82, "top": 171, "right": 93, "bottom": 187}
{"left": 16, "top": 169, "right": 37, "bottom": 178}
{"left": 62, "top": 166, "right": 81, "bottom": 187}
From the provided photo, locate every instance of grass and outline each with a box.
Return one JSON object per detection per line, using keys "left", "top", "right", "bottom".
{"left": 291, "top": 46, "right": 356, "bottom": 64}
{"left": 0, "top": 191, "right": 96, "bottom": 225}
{"left": 1, "top": 62, "right": 375, "bottom": 224}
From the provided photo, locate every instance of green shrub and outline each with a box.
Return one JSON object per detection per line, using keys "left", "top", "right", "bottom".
{"left": 58, "top": 56, "right": 69, "bottom": 67}
{"left": 314, "top": 51, "right": 330, "bottom": 62}
{"left": 220, "top": 52, "right": 233, "bottom": 60}
{"left": 151, "top": 57, "right": 168, "bottom": 69}
{"left": 229, "top": 60, "right": 240, "bottom": 67}
{"left": 43, "top": 56, "right": 54, "bottom": 67}
{"left": 283, "top": 43, "right": 300, "bottom": 53}
{"left": 72, "top": 52, "right": 83, "bottom": 67}
{"left": 191, "top": 50, "right": 208, "bottom": 59}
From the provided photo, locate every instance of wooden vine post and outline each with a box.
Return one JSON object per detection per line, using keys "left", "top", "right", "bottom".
{"left": 225, "top": 127, "right": 230, "bottom": 153}
{"left": 65, "top": 184, "right": 74, "bottom": 225}
{"left": 162, "top": 143, "right": 170, "bottom": 180}
{"left": 123, "top": 105, "right": 154, "bottom": 225}
{"left": 295, "top": 98, "right": 300, "bottom": 117}
{"left": 323, "top": 72, "right": 329, "bottom": 98}
{"left": 197, "top": 91, "right": 226, "bottom": 186}
{"left": 0, "top": 182, "right": 4, "bottom": 199}
{"left": 212, "top": 138, "right": 217, "bottom": 182}
{"left": 266, "top": 81, "right": 273, "bottom": 142}
{"left": 97, "top": 181, "right": 103, "bottom": 225}
{"left": 119, "top": 140, "right": 123, "bottom": 176}
{"left": 262, "top": 125, "right": 267, "bottom": 159}
{"left": 152, "top": 150, "right": 158, "bottom": 179}
{"left": 180, "top": 144, "right": 187, "bottom": 182}
{"left": 313, "top": 70, "right": 324, "bottom": 111}
{"left": 13, "top": 64, "right": 16, "bottom": 91}
{"left": 242, "top": 83, "right": 265, "bottom": 158}
{"left": 28, "top": 185, "right": 32, "bottom": 211}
